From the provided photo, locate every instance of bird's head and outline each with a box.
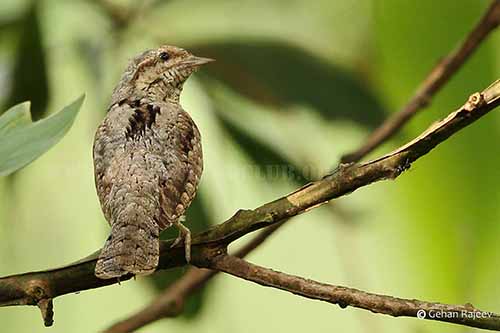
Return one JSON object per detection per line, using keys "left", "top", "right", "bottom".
{"left": 113, "top": 45, "right": 213, "bottom": 105}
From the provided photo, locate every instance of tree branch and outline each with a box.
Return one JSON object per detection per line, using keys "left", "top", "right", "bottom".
{"left": 104, "top": 221, "right": 286, "bottom": 333}
{"left": 341, "top": 0, "right": 500, "bottom": 163}
{"left": 1, "top": 80, "right": 500, "bottom": 328}
{"left": 210, "top": 254, "right": 500, "bottom": 331}
{"left": 102, "top": 3, "right": 500, "bottom": 329}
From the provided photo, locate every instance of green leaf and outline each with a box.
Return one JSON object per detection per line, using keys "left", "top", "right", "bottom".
{"left": 4, "top": 1, "right": 49, "bottom": 120}
{"left": 0, "top": 95, "right": 85, "bottom": 176}
{"left": 201, "top": 78, "right": 366, "bottom": 176}
{"left": 193, "top": 42, "right": 385, "bottom": 127}
{"left": 0, "top": 102, "right": 31, "bottom": 135}
{"left": 216, "top": 114, "right": 308, "bottom": 185}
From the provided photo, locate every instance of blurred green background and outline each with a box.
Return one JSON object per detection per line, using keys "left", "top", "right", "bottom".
{"left": 1, "top": 0, "right": 499, "bottom": 332}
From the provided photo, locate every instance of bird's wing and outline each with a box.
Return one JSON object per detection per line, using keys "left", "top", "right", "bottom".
{"left": 93, "top": 103, "right": 137, "bottom": 224}
{"left": 155, "top": 104, "right": 203, "bottom": 230}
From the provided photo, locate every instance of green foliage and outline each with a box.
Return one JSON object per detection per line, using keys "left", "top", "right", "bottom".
{"left": 195, "top": 41, "right": 384, "bottom": 127}
{"left": 4, "top": 1, "right": 49, "bottom": 120}
{"left": 0, "top": 96, "right": 84, "bottom": 176}
{"left": 0, "top": 1, "right": 499, "bottom": 333}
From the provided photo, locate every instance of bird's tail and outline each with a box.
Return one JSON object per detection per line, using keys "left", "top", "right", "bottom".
{"left": 95, "top": 207, "right": 159, "bottom": 279}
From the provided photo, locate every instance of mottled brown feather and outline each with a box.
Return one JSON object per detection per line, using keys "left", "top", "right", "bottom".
{"left": 93, "top": 45, "right": 209, "bottom": 279}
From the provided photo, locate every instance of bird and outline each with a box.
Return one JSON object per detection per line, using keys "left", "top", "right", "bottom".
{"left": 93, "top": 45, "right": 213, "bottom": 279}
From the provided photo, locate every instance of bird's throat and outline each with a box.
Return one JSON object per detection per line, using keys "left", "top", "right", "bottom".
{"left": 138, "top": 77, "right": 183, "bottom": 104}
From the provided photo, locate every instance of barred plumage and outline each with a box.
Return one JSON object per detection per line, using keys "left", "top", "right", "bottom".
{"left": 93, "top": 46, "right": 212, "bottom": 279}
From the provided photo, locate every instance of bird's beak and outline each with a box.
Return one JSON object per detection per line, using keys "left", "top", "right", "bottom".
{"left": 180, "top": 55, "right": 215, "bottom": 68}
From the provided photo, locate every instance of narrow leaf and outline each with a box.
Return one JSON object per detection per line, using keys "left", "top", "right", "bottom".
{"left": 4, "top": 1, "right": 49, "bottom": 120}
{"left": 0, "top": 102, "right": 32, "bottom": 135}
{"left": 193, "top": 42, "right": 385, "bottom": 127}
{"left": 217, "top": 114, "right": 308, "bottom": 184}
{"left": 0, "top": 95, "right": 85, "bottom": 176}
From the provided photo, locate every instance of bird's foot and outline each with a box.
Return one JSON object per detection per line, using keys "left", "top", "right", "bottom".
{"left": 170, "top": 219, "right": 192, "bottom": 263}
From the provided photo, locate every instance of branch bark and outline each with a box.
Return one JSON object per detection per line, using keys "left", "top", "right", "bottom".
{"left": 104, "top": 221, "right": 286, "bottom": 333}
{"left": 1, "top": 79, "right": 500, "bottom": 329}
{"left": 210, "top": 254, "right": 500, "bottom": 331}
{"left": 341, "top": 0, "right": 500, "bottom": 163}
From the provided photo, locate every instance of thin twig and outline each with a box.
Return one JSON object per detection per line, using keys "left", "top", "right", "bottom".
{"left": 341, "top": 0, "right": 500, "bottom": 163}
{"left": 210, "top": 254, "right": 500, "bottom": 331}
{"left": 104, "top": 221, "right": 286, "bottom": 333}
{"left": 103, "top": 268, "right": 212, "bottom": 333}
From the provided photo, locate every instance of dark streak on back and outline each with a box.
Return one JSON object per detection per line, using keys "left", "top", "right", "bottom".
{"left": 125, "top": 102, "right": 161, "bottom": 140}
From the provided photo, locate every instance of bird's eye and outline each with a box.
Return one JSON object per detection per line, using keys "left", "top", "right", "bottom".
{"left": 159, "top": 51, "right": 170, "bottom": 61}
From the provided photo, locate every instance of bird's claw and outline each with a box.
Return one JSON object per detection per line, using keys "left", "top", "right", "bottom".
{"left": 170, "top": 220, "right": 191, "bottom": 263}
